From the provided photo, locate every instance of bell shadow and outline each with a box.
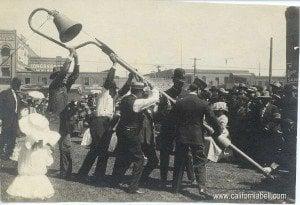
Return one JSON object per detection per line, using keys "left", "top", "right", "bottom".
{"left": 178, "top": 189, "right": 214, "bottom": 201}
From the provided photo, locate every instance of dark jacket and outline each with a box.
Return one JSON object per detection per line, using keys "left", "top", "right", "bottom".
{"left": 0, "top": 89, "right": 20, "bottom": 121}
{"left": 48, "top": 63, "right": 79, "bottom": 115}
{"left": 174, "top": 93, "right": 221, "bottom": 145}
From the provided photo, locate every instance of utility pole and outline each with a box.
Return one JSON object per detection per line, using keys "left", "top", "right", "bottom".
{"left": 180, "top": 42, "right": 183, "bottom": 68}
{"left": 225, "top": 58, "right": 233, "bottom": 66}
{"left": 258, "top": 62, "right": 261, "bottom": 77}
{"left": 269, "top": 37, "right": 273, "bottom": 84}
{"left": 190, "top": 58, "right": 201, "bottom": 78}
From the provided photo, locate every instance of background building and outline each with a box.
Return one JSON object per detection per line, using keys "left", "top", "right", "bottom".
{"left": 0, "top": 30, "right": 38, "bottom": 88}
{"left": 0, "top": 29, "right": 127, "bottom": 92}
{"left": 145, "top": 68, "right": 285, "bottom": 89}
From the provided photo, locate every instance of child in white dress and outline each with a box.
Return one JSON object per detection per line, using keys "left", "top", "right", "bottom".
{"left": 6, "top": 113, "right": 60, "bottom": 200}
{"left": 10, "top": 91, "right": 46, "bottom": 162}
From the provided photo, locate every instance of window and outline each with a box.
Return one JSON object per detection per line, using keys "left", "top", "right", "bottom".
{"left": 42, "top": 77, "right": 47, "bottom": 85}
{"left": 1, "top": 67, "right": 10, "bottom": 76}
{"left": 202, "top": 76, "right": 206, "bottom": 83}
{"left": 25, "top": 77, "right": 31, "bottom": 84}
{"left": 1, "top": 46, "right": 10, "bottom": 57}
{"left": 84, "top": 77, "right": 90, "bottom": 86}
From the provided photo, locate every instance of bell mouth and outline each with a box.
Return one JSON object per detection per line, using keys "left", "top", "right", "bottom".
{"left": 59, "top": 24, "right": 82, "bottom": 43}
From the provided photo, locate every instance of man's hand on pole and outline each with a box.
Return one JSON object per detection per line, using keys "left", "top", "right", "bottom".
{"left": 109, "top": 53, "right": 118, "bottom": 67}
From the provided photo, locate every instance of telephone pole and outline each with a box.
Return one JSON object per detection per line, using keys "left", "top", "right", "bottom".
{"left": 190, "top": 58, "right": 201, "bottom": 78}
{"left": 225, "top": 58, "right": 233, "bottom": 66}
{"left": 268, "top": 37, "right": 273, "bottom": 84}
{"left": 258, "top": 62, "right": 261, "bottom": 77}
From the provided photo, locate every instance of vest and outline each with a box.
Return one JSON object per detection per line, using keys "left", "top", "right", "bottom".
{"left": 118, "top": 94, "right": 143, "bottom": 129}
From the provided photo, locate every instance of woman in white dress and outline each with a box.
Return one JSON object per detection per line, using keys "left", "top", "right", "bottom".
{"left": 6, "top": 111, "right": 60, "bottom": 199}
{"left": 204, "top": 102, "right": 231, "bottom": 162}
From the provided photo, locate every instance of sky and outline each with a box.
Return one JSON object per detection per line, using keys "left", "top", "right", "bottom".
{"left": 0, "top": 0, "right": 296, "bottom": 77}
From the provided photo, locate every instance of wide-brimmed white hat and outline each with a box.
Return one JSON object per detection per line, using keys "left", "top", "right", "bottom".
{"left": 28, "top": 91, "right": 45, "bottom": 99}
{"left": 19, "top": 113, "right": 60, "bottom": 145}
{"left": 211, "top": 102, "right": 228, "bottom": 112}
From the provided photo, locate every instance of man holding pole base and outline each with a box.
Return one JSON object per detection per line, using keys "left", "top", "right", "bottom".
{"left": 112, "top": 81, "right": 159, "bottom": 194}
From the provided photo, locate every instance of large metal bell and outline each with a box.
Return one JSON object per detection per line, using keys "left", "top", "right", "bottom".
{"left": 53, "top": 12, "right": 82, "bottom": 43}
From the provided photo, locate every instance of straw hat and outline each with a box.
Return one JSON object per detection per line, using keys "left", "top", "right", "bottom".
{"left": 211, "top": 102, "right": 228, "bottom": 112}
{"left": 28, "top": 91, "right": 45, "bottom": 99}
{"left": 19, "top": 113, "right": 60, "bottom": 146}
{"left": 219, "top": 88, "right": 229, "bottom": 94}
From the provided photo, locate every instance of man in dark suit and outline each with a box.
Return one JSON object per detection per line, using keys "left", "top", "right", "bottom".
{"left": 0, "top": 77, "right": 22, "bottom": 160}
{"left": 172, "top": 80, "right": 221, "bottom": 197}
{"left": 156, "top": 68, "right": 196, "bottom": 187}
{"left": 47, "top": 51, "right": 79, "bottom": 179}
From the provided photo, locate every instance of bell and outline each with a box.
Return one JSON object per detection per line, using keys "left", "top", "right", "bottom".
{"left": 53, "top": 12, "right": 82, "bottom": 43}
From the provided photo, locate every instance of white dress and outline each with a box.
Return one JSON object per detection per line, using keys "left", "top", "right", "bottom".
{"left": 204, "top": 114, "right": 231, "bottom": 162}
{"left": 6, "top": 137, "right": 55, "bottom": 199}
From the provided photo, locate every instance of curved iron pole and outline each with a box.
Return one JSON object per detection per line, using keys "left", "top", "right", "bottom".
{"left": 74, "top": 40, "right": 176, "bottom": 103}
{"left": 28, "top": 8, "right": 71, "bottom": 51}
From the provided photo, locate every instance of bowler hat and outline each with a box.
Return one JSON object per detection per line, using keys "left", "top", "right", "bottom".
{"left": 193, "top": 77, "right": 207, "bottom": 89}
{"left": 172, "top": 68, "right": 185, "bottom": 82}
{"left": 131, "top": 82, "right": 145, "bottom": 90}
{"left": 210, "top": 86, "right": 218, "bottom": 92}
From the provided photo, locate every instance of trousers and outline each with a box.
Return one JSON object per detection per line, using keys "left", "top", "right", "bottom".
{"left": 172, "top": 142, "right": 207, "bottom": 192}
{"left": 159, "top": 133, "right": 195, "bottom": 182}
{"left": 0, "top": 116, "right": 18, "bottom": 160}
{"left": 112, "top": 127, "right": 144, "bottom": 191}
{"left": 78, "top": 116, "right": 111, "bottom": 178}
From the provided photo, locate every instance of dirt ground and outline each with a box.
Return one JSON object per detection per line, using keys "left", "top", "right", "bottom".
{"left": 0, "top": 136, "right": 295, "bottom": 203}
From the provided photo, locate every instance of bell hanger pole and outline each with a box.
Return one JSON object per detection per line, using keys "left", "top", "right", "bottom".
{"left": 28, "top": 8, "right": 69, "bottom": 50}
{"left": 28, "top": 8, "right": 82, "bottom": 53}
{"left": 28, "top": 8, "right": 175, "bottom": 103}
{"left": 73, "top": 39, "right": 176, "bottom": 103}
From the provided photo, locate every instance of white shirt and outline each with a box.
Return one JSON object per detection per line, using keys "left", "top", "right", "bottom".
{"left": 133, "top": 88, "right": 159, "bottom": 113}
{"left": 95, "top": 88, "right": 114, "bottom": 118}
{"left": 11, "top": 89, "right": 18, "bottom": 113}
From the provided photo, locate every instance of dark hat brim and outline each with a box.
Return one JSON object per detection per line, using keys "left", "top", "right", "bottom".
{"left": 172, "top": 76, "right": 186, "bottom": 82}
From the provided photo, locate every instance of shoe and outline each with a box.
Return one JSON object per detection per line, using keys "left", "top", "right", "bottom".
{"left": 199, "top": 188, "right": 213, "bottom": 200}
{"left": 160, "top": 180, "right": 168, "bottom": 189}
{"left": 126, "top": 188, "right": 145, "bottom": 194}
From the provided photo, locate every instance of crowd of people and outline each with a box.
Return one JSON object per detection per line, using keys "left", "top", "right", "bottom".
{"left": 0, "top": 50, "right": 297, "bottom": 200}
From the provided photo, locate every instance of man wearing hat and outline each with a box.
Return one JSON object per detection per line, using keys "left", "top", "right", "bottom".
{"left": 270, "top": 82, "right": 283, "bottom": 108}
{"left": 171, "top": 79, "right": 221, "bottom": 197}
{"left": 47, "top": 51, "right": 79, "bottom": 179}
{"left": 255, "top": 91, "right": 280, "bottom": 163}
{"left": 156, "top": 68, "right": 195, "bottom": 187}
{"left": 0, "top": 77, "right": 22, "bottom": 161}
{"left": 112, "top": 81, "right": 159, "bottom": 194}
{"left": 281, "top": 84, "right": 297, "bottom": 122}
